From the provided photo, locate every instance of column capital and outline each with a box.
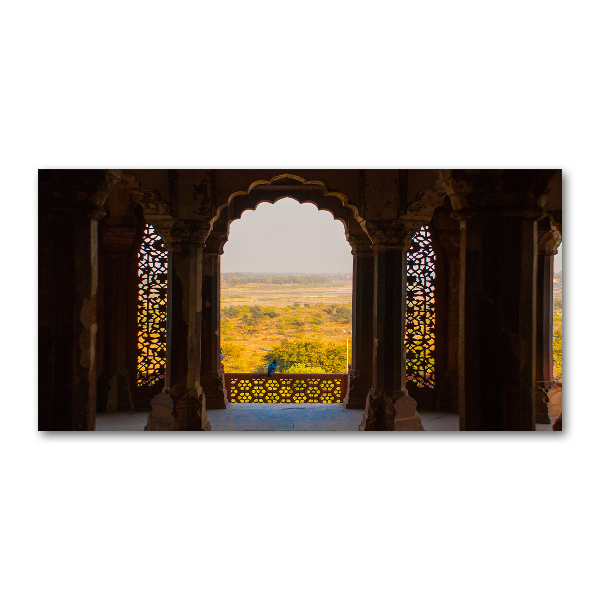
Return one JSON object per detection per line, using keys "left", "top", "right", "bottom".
{"left": 167, "top": 219, "right": 212, "bottom": 249}
{"left": 537, "top": 220, "right": 562, "bottom": 256}
{"left": 546, "top": 209, "right": 562, "bottom": 239}
{"left": 440, "top": 169, "right": 555, "bottom": 220}
{"left": 364, "top": 219, "right": 422, "bottom": 251}
{"left": 349, "top": 236, "right": 373, "bottom": 256}
{"left": 142, "top": 217, "right": 212, "bottom": 251}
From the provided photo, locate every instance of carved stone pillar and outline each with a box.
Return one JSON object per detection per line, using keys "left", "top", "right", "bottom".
{"left": 535, "top": 218, "right": 561, "bottom": 423}
{"left": 143, "top": 218, "right": 212, "bottom": 431}
{"left": 97, "top": 221, "right": 139, "bottom": 412}
{"left": 359, "top": 220, "right": 424, "bottom": 431}
{"left": 431, "top": 206, "right": 461, "bottom": 413}
{"left": 344, "top": 242, "right": 374, "bottom": 409}
{"left": 441, "top": 169, "right": 555, "bottom": 430}
{"left": 38, "top": 169, "right": 120, "bottom": 430}
{"left": 201, "top": 236, "right": 228, "bottom": 409}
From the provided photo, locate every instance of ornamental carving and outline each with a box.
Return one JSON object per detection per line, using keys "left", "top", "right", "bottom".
{"left": 537, "top": 221, "right": 562, "bottom": 255}
{"left": 137, "top": 224, "right": 168, "bottom": 387}
{"left": 132, "top": 188, "right": 173, "bottom": 217}
{"left": 217, "top": 172, "right": 363, "bottom": 233}
{"left": 225, "top": 374, "right": 347, "bottom": 404}
{"left": 439, "top": 169, "right": 556, "bottom": 218}
{"left": 192, "top": 172, "right": 212, "bottom": 219}
{"left": 405, "top": 225, "right": 436, "bottom": 388}
{"left": 407, "top": 186, "right": 447, "bottom": 221}
{"left": 167, "top": 219, "right": 212, "bottom": 247}
{"left": 364, "top": 219, "right": 419, "bottom": 250}
{"left": 546, "top": 209, "right": 562, "bottom": 238}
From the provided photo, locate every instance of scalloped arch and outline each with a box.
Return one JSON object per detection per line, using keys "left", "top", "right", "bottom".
{"left": 212, "top": 173, "right": 365, "bottom": 236}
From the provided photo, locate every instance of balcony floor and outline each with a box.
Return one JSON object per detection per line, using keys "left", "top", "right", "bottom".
{"left": 95, "top": 405, "right": 461, "bottom": 431}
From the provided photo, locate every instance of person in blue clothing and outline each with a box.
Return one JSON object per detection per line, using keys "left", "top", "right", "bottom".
{"left": 267, "top": 359, "right": 278, "bottom": 376}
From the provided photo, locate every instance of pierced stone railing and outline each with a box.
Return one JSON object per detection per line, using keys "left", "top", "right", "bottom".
{"left": 224, "top": 373, "right": 349, "bottom": 403}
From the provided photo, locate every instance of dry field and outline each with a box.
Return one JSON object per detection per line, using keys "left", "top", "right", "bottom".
{"left": 221, "top": 279, "right": 352, "bottom": 373}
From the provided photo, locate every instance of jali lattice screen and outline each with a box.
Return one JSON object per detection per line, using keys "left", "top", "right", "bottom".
{"left": 137, "top": 224, "right": 168, "bottom": 386}
{"left": 405, "top": 224, "right": 435, "bottom": 388}
{"left": 225, "top": 373, "right": 348, "bottom": 403}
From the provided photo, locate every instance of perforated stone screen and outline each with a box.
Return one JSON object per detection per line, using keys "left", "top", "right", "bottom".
{"left": 406, "top": 224, "right": 436, "bottom": 388}
{"left": 224, "top": 373, "right": 348, "bottom": 403}
{"left": 137, "top": 224, "right": 168, "bottom": 386}
{"left": 137, "top": 223, "right": 436, "bottom": 391}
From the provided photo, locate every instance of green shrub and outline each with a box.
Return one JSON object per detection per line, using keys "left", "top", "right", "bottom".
{"left": 221, "top": 341, "right": 244, "bottom": 361}
{"left": 334, "top": 306, "right": 352, "bottom": 323}
{"left": 222, "top": 306, "right": 241, "bottom": 318}
{"left": 264, "top": 339, "right": 348, "bottom": 374}
{"left": 553, "top": 324, "right": 562, "bottom": 382}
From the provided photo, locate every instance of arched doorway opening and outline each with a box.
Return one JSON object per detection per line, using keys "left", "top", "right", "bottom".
{"left": 219, "top": 196, "right": 353, "bottom": 406}
{"left": 198, "top": 174, "right": 374, "bottom": 421}
{"left": 220, "top": 197, "right": 353, "bottom": 378}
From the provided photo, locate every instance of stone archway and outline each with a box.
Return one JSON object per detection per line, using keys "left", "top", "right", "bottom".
{"left": 202, "top": 173, "right": 373, "bottom": 410}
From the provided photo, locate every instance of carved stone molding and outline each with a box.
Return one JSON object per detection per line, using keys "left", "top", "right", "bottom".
{"left": 359, "top": 389, "right": 424, "bottom": 431}
{"left": 546, "top": 210, "right": 563, "bottom": 238}
{"left": 364, "top": 219, "right": 421, "bottom": 250}
{"left": 439, "top": 169, "right": 556, "bottom": 220}
{"left": 350, "top": 241, "right": 373, "bottom": 256}
{"left": 217, "top": 172, "right": 363, "bottom": 237}
{"left": 192, "top": 172, "right": 212, "bottom": 220}
{"left": 137, "top": 217, "right": 212, "bottom": 251}
{"left": 91, "top": 169, "right": 123, "bottom": 213}
{"left": 408, "top": 185, "right": 447, "bottom": 222}
{"left": 537, "top": 223, "right": 562, "bottom": 255}
{"left": 132, "top": 187, "right": 173, "bottom": 218}
{"left": 204, "top": 233, "right": 228, "bottom": 255}
{"left": 167, "top": 219, "right": 212, "bottom": 249}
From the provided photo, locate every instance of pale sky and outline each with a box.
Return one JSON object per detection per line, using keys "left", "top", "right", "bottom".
{"left": 220, "top": 196, "right": 564, "bottom": 274}
{"left": 554, "top": 244, "right": 563, "bottom": 272}
{"left": 221, "top": 197, "right": 353, "bottom": 273}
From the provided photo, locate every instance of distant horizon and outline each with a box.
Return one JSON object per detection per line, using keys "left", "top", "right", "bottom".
{"left": 221, "top": 271, "right": 352, "bottom": 274}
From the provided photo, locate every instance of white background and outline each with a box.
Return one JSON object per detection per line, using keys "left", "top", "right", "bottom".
{"left": 2, "top": 2, "right": 595, "bottom": 599}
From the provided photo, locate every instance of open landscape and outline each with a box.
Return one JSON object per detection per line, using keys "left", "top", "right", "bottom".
{"left": 220, "top": 273, "right": 352, "bottom": 373}
{"left": 553, "top": 270, "right": 562, "bottom": 381}
{"left": 220, "top": 270, "right": 563, "bottom": 380}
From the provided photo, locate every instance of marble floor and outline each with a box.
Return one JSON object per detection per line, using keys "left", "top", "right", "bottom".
{"left": 95, "top": 404, "right": 460, "bottom": 431}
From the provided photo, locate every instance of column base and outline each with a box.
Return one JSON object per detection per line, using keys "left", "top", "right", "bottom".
{"left": 548, "top": 382, "right": 563, "bottom": 427}
{"left": 145, "top": 387, "right": 211, "bottom": 431}
{"left": 206, "top": 396, "right": 228, "bottom": 410}
{"left": 202, "top": 372, "right": 228, "bottom": 410}
{"left": 535, "top": 382, "right": 553, "bottom": 424}
{"left": 344, "top": 395, "right": 368, "bottom": 410}
{"left": 344, "top": 370, "right": 369, "bottom": 409}
{"left": 359, "top": 389, "right": 424, "bottom": 431}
